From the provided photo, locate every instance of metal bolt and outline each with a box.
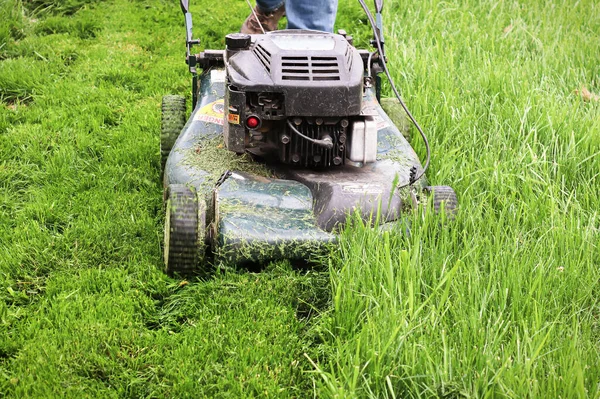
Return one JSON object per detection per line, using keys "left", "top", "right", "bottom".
{"left": 280, "top": 134, "right": 290, "bottom": 144}
{"left": 333, "top": 156, "right": 342, "bottom": 165}
{"left": 292, "top": 154, "right": 300, "bottom": 163}
{"left": 340, "top": 119, "right": 349, "bottom": 128}
{"left": 315, "top": 118, "right": 323, "bottom": 126}
{"left": 339, "top": 134, "right": 346, "bottom": 144}
{"left": 313, "top": 154, "right": 322, "bottom": 163}
{"left": 293, "top": 117, "right": 302, "bottom": 126}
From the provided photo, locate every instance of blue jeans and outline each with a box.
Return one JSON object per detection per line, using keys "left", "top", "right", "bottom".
{"left": 256, "top": 0, "right": 338, "bottom": 32}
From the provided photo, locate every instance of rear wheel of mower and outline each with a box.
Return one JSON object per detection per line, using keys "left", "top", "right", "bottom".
{"left": 164, "top": 184, "right": 207, "bottom": 275}
{"left": 161, "top": 95, "right": 186, "bottom": 173}
{"left": 425, "top": 186, "right": 458, "bottom": 216}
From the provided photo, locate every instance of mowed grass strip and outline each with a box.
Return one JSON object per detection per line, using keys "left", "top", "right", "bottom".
{"left": 1, "top": 0, "right": 599, "bottom": 397}
{"left": 0, "top": 0, "right": 327, "bottom": 396}
{"left": 311, "top": 0, "right": 600, "bottom": 397}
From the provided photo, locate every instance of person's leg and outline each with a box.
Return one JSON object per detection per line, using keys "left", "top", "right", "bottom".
{"left": 285, "top": 0, "right": 338, "bottom": 32}
{"left": 241, "top": 0, "right": 286, "bottom": 34}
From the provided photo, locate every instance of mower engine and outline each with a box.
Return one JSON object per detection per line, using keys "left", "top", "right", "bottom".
{"left": 223, "top": 31, "right": 378, "bottom": 168}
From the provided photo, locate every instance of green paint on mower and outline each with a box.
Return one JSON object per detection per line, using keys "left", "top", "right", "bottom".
{"left": 160, "top": 1, "right": 457, "bottom": 275}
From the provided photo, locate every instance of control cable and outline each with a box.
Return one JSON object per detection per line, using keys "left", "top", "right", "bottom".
{"left": 358, "top": 0, "right": 430, "bottom": 186}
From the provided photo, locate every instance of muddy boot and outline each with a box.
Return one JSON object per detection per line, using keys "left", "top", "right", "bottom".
{"left": 241, "top": 4, "right": 285, "bottom": 34}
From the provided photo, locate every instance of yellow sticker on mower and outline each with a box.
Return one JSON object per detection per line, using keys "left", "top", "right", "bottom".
{"left": 227, "top": 113, "right": 240, "bottom": 124}
{"left": 194, "top": 99, "right": 225, "bottom": 125}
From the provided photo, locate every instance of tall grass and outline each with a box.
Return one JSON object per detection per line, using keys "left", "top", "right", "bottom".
{"left": 313, "top": 0, "right": 600, "bottom": 397}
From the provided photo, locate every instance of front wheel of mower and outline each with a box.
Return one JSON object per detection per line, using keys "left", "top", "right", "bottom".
{"left": 164, "top": 184, "right": 207, "bottom": 275}
{"left": 161, "top": 95, "right": 186, "bottom": 173}
{"left": 424, "top": 186, "right": 458, "bottom": 216}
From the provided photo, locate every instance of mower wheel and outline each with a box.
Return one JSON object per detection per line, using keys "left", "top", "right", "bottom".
{"left": 425, "top": 186, "right": 458, "bottom": 216}
{"left": 161, "top": 95, "right": 186, "bottom": 172}
{"left": 380, "top": 97, "right": 411, "bottom": 140}
{"left": 164, "top": 184, "right": 207, "bottom": 275}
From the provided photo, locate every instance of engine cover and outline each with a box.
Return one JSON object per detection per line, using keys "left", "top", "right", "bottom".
{"left": 223, "top": 30, "right": 368, "bottom": 167}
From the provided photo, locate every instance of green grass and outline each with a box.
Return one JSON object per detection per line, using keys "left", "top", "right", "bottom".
{"left": 1, "top": 0, "right": 599, "bottom": 397}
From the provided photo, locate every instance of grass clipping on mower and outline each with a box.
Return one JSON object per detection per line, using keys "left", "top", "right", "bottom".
{"left": 181, "top": 136, "right": 273, "bottom": 187}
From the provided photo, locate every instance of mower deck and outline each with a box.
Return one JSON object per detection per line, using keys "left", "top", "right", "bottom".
{"left": 162, "top": 68, "right": 437, "bottom": 271}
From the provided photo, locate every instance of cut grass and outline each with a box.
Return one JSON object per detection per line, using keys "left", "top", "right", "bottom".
{"left": 2, "top": 264, "right": 328, "bottom": 397}
{"left": 0, "top": 0, "right": 599, "bottom": 397}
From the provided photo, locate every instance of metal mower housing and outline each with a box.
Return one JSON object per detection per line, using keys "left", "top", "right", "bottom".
{"left": 161, "top": 28, "right": 457, "bottom": 274}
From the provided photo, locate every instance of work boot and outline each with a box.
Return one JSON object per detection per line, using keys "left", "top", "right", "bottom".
{"left": 241, "top": 4, "right": 285, "bottom": 34}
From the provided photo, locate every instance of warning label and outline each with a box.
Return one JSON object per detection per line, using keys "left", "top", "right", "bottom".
{"left": 194, "top": 99, "right": 225, "bottom": 125}
{"left": 341, "top": 183, "right": 384, "bottom": 195}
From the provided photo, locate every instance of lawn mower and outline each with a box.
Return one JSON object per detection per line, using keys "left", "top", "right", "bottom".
{"left": 161, "top": 0, "right": 457, "bottom": 274}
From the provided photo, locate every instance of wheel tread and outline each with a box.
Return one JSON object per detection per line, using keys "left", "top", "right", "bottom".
{"left": 161, "top": 95, "right": 186, "bottom": 171}
{"left": 165, "top": 185, "right": 198, "bottom": 275}
{"left": 425, "top": 185, "right": 458, "bottom": 215}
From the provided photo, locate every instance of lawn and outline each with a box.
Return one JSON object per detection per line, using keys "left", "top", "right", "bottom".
{"left": 1, "top": 0, "right": 599, "bottom": 397}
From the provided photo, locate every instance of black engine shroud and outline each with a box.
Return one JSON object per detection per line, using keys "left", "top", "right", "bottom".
{"left": 223, "top": 30, "right": 367, "bottom": 168}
